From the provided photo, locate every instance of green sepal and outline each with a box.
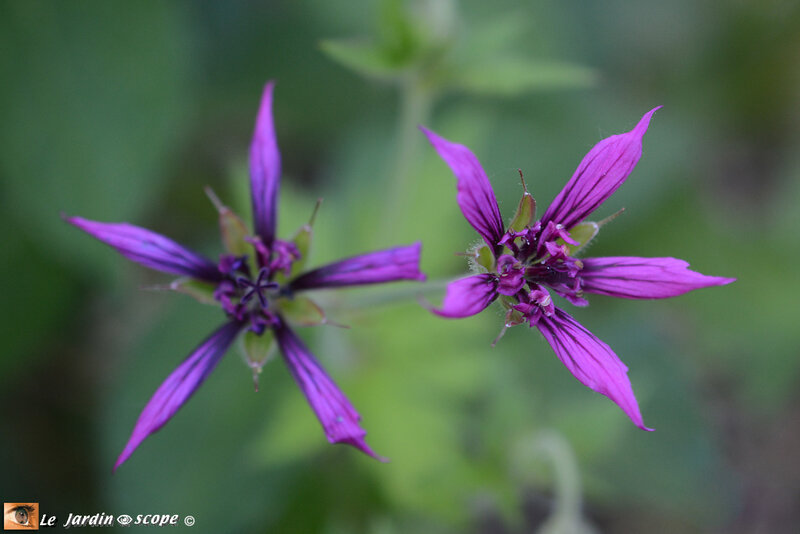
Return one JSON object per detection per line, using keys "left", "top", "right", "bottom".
{"left": 498, "top": 295, "right": 517, "bottom": 311}
{"left": 219, "top": 207, "right": 250, "bottom": 256}
{"left": 205, "top": 186, "right": 250, "bottom": 256}
{"left": 504, "top": 307, "right": 525, "bottom": 327}
{"left": 242, "top": 329, "right": 276, "bottom": 368}
{"left": 509, "top": 192, "right": 536, "bottom": 232}
{"left": 470, "top": 243, "right": 496, "bottom": 273}
{"left": 169, "top": 277, "right": 217, "bottom": 305}
{"left": 288, "top": 225, "right": 312, "bottom": 279}
{"left": 277, "top": 296, "right": 326, "bottom": 327}
{"left": 242, "top": 329, "right": 276, "bottom": 392}
{"left": 563, "top": 222, "right": 599, "bottom": 256}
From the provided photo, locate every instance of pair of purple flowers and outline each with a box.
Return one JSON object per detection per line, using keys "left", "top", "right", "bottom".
{"left": 68, "top": 82, "right": 733, "bottom": 468}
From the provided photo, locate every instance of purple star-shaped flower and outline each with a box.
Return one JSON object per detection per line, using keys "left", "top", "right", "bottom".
{"left": 66, "top": 81, "right": 425, "bottom": 468}
{"left": 421, "top": 108, "right": 734, "bottom": 430}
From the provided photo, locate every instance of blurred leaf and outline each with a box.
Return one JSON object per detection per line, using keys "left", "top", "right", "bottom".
{"left": 451, "top": 58, "right": 596, "bottom": 96}
{"left": 320, "top": 40, "right": 410, "bottom": 81}
{"left": 320, "top": 0, "right": 451, "bottom": 85}
{"left": 377, "top": 0, "right": 424, "bottom": 65}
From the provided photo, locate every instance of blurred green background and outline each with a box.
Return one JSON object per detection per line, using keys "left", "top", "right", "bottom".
{"left": 2, "top": 1, "right": 799, "bottom": 532}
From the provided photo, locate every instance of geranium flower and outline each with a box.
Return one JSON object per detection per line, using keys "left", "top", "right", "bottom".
{"left": 66, "top": 81, "right": 425, "bottom": 468}
{"left": 421, "top": 108, "right": 734, "bottom": 430}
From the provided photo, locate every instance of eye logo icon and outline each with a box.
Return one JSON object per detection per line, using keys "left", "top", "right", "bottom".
{"left": 116, "top": 515, "right": 133, "bottom": 527}
{"left": 3, "top": 503, "right": 39, "bottom": 530}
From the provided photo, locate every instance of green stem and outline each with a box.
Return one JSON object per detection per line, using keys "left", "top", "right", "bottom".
{"left": 512, "top": 430, "right": 591, "bottom": 532}
{"left": 536, "top": 432, "right": 582, "bottom": 520}
{"left": 382, "top": 74, "right": 434, "bottom": 238}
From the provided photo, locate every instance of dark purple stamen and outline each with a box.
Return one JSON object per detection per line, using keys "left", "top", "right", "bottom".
{"left": 525, "top": 264, "right": 574, "bottom": 286}
{"left": 237, "top": 267, "right": 279, "bottom": 309}
{"left": 219, "top": 254, "right": 251, "bottom": 277}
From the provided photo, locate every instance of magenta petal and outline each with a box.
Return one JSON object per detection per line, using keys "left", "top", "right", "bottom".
{"left": 114, "top": 321, "right": 242, "bottom": 469}
{"left": 273, "top": 317, "right": 385, "bottom": 461}
{"left": 65, "top": 216, "right": 221, "bottom": 282}
{"left": 421, "top": 127, "right": 505, "bottom": 251}
{"left": 429, "top": 274, "right": 499, "bottom": 318}
{"left": 536, "top": 307, "right": 652, "bottom": 431}
{"left": 541, "top": 107, "right": 660, "bottom": 230}
{"left": 581, "top": 256, "right": 736, "bottom": 299}
{"left": 249, "top": 81, "right": 281, "bottom": 247}
{"left": 289, "top": 242, "right": 426, "bottom": 291}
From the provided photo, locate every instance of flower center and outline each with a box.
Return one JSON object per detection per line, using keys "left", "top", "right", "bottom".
{"left": 491, "top": 220, "right": 588, "bottom": 327}
{"left": 213, "top": 238, "right": 301, "bottom": 333}
{"left": 237, "top": 267, "right": 280, "bottom": 309}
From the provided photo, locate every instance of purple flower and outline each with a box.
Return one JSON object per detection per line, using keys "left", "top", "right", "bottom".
{"left": 66, "top": 81, "right": 425, "bottom": 469}
{"left": 421, "top": 108, "right": 734, "bottom": 430}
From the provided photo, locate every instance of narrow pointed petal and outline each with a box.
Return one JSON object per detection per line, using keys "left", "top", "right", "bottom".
{"left": 536, "top": 307, "right": 652, "bottom": 431}
{"left": 65, "top": 216, "right": 222, "bottom": 282}
{"left": 288, "top": 242, "right": 425, "bottom": 291}
{"left": 580, "top": 257, "right": 736, "bottom": 299}
{"left": 273, "top": 317, "right": 384, "bottom": 461}
{"left": 421, "top": 127, "right": 505, "bottom": 251}
{"left": 249, "top": 81, "right": 281, "bottom": 247}
{"left": 114, "top": 321, "right": 242, "bottom": 469}
{"left": 428, "top": 273, "right": 499, "bottom": 318}
{"left": 541, "top": 107, "right": 660, "bottom": 230}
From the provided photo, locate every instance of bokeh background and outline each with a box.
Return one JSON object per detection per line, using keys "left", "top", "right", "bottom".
{"left": 2, "top": 1, "right": 799, "bottom": 532}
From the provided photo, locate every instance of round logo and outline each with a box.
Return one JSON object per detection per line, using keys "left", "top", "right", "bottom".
{"left": 184, "top": 515, "right": 195, "bottom": 527}
{"left": 116, "top": 514, "right": 133, "bottom": 526}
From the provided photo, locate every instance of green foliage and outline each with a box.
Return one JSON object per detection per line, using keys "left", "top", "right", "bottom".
{"left": 451, "top": 58, "right": 596, "bottom": 96}
{"left": 321, "top": 0, "right": 594, "bottom": 99}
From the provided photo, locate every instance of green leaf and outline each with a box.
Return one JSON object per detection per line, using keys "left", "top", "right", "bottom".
{"left": 377, "top": 0, "right": 424, "bottom": 64}
{"left": 452, "top": 58, "right": 596, "bottom": 96}
{"left": 319, "top": 40, "right": 408, "bottom": 81}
